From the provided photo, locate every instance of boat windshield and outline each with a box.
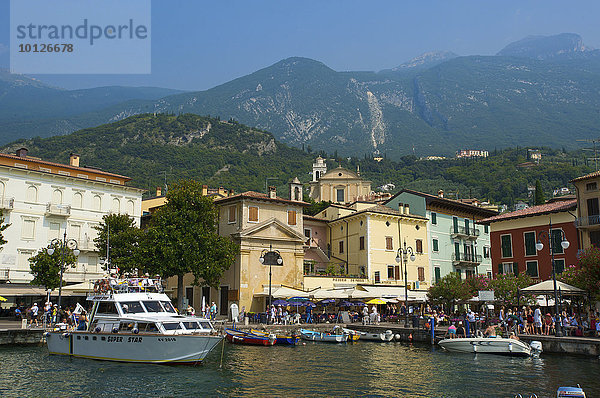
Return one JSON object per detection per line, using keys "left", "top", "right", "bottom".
{"left": 142, "top": 301, "right": 164, "bottom": 313}
{"left": 161, "top": 301, "right": 176, "bottom": 313}
{"left": 199, "top": 321, "right": 212, "bottom": 329}
{"left": 119, "top": 301, "right": 145, "bottom": 314}
{"left": 162, "top": 322, "right": 182, "bottom": 331}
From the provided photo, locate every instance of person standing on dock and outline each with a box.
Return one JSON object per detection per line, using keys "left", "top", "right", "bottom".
{"left": 305, "top": 303, "right": 313, "bottom": 324}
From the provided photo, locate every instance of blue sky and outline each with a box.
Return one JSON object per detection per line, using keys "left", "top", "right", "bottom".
{"left": 1, "top": 0, "right": 599, "bottom": 90}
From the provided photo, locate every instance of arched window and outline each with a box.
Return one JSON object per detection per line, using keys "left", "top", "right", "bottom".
{"left": 294, "top": 187, "right": 300, "bottom": 201}
{"left": 126, "top": 200, "right": 135, "bottom": 215}
{"left": 73, "top": 192, "right": 83, "bottom": 208}
{"left": 51, "top": 189, "right": 63, "bottom": 205}
{"left": 26, "top": 185, "right": 38, "bottom": 202}
{"left": 92, "top": 195, "right": 101, "bottom": 211}
{"left": 112, "top": 198, "right": 120, "bottom": 213}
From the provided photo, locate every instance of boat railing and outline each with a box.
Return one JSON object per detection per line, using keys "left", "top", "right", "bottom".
{"left": 89, "top": 277, "right": 164, "bottom": 296}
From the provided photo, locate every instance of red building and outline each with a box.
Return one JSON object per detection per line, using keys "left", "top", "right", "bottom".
{"left": 479, "top": 198, "right": 578, "bottom": 281}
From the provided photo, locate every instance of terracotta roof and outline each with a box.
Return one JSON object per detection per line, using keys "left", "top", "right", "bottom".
{"left": 214, "top": 191, "right": 309, "bottom": 206}
{"left": 0, "top": 152, "right": 131, "bottom": 181}
{"left": 479, "top": 199, "right": 576, "bottom": 224}
{"left": 571, "top": 170, "right": 600, "bottom": 183}
{"left": 303, "top": 214, "right": 328, "bottom": 222}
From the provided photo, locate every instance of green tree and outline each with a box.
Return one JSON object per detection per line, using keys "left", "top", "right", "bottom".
{"left": 534, "top": 180, "right": 545, "bottom": 205}
{"left": 488, "top": 274, "right": 535, "bottom": 307}
{"left": 140, "top": 180, "right": 239, "bottom": 311}
{"left": 560, "top": 247, "right": 600, "bottom": 301}
{"left": 427, "top": 272, "right": 471, "bottom": 312}
{"left": 0, "top": 210, "right": 9, "bottom": 249}
{"left": 29, "top": 243, "right": 77, "bottom": 290}
{"left": 94, "top": 213, "right": 142, "bottom": 273}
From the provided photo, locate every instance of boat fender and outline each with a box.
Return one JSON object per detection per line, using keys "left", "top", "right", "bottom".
{"left": 112, "top": 327, "right": 119, "bottom": 334}
{"left": 132, "top": 328, "right": 139, "bottom": 334}
{"left": 408, "top": 333, "right": 413, "bottom": 341}
{"left": 62, "top": 332, "right": 70, "bottom": 338}
{"left": 508, "top": 342, "right": 513, "bottom": 352}
{"left": 473, "top": 343, "right": 477, "bottom": 353}
{"left": 394, "top": 334, "right": 401, "bottom": 341}
{"left": 94, "top": 327, "right": 101, "bottom": 333}
{"left": 43, "top": 332, "right": 50, "bottom": 337}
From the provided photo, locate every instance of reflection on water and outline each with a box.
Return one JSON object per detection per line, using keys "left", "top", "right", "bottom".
{"left": 1, "top": 342, "right": 599, "bottom": 397}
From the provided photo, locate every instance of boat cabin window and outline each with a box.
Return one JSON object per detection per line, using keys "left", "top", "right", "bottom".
{"left": 119, "top": 301, "right": 145, "bottom": 314}
{"left": 162, "top": 322, "right": 182, "bottom": 331}
{"left": 161, "top": 301, "right": 176, "bottom": 313}
{"left": 137, "top": 322, "right": 159, "bottom": 333}
{"left": 119, "top": 321, "right": 136, "bottom": 332}
{"left": 199, "top": 321, "right": 212, "bottom": 329}
{"left": 182, "top": 321, "right": 200, "bottom": 330}
{"left": 96, "top": 301, "right": 119, "bottom": 315}
{"left": 142, "top": 301, "right": 163, "bottom": 312}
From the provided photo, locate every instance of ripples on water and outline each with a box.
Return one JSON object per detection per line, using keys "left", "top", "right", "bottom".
{"left": 1, "top": 342, "right": 599, "bottom": 397}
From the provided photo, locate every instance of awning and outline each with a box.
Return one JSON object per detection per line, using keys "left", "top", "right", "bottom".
{"left": 61, "top": 281, "right": 95, "bottom": 295}
{"left": 360, "top": 286, "right": 428, "bottom": 302}
{"left": 311, "top": 288, "right": 351, "bottom": 299}
{"left": 0, "top": 285, "right": 48, "bottom": 297}
{"left": 519, "top": 280, "right": 586, "bottom": 296}
{"left": 254, "top": 286, "right": 310, "bottom": 298}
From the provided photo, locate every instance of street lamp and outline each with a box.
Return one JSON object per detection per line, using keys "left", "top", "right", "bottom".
{"left": 535, "top": 223, "right": 569, "bottom": 337}
{"left": 47, "top": 231, "right": 80, "bottom": 311}
{"left": 396, "top": 240, "right": 416, "bottom": 327}
{"left": 259, "top": 244, "right": 283, "bottom": 324}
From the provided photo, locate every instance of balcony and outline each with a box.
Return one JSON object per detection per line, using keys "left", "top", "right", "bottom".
{"left": 450, "top": 226, "right": 480, "bottom": 240}
{"left": 45, "top": 203, "right": 71, "bottom": 217}
{"left": 575, "top": 215, "right": 600, "bottom": 229}
{"left": 452, "top": 253, "right": 482, "bottom": 266}
{"left": 77, "top": 239, "right": 97, "bottom": 252}
{"left": 0, "top": 198, "right": 14, "bottom": 210}
{"left": 0, "top": 268, "right": 8, "bottom": 282}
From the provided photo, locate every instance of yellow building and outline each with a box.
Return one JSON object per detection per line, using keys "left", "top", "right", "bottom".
{"left": 309, "top": 157, "right": 371, "bottom": 204}
{"left": 572, "top": 171, "right": 600, "bottom": 249}
{"left": 309, "top": 203, "right": 429, "bottom": 292}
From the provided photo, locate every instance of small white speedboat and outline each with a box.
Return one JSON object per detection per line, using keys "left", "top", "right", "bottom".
{"left": 438, "top": 336, "right": 542, "bottom": 357}
{"left": 342, "top": 328, "right": 394, "bottom": 342}
{"left": 300, "top": 329, "right": 348, "bottom": 343}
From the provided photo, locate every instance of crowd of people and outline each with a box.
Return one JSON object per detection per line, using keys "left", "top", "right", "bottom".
{"left": 12, "top": 301, "right": 89, "bottom": 331}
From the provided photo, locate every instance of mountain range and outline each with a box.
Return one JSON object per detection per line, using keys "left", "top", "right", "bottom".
{"left": 1, "top": 33, "right": 599, "bottom": 159}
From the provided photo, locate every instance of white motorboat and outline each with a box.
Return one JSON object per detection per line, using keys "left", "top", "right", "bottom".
{"left": 438, "top": 336, "right": 542, "bottom": 357}
{"left": 342, "top": 328, "right": 394, "bottom": 342}
{"left": 300, "top": 328, "right": 348, "bottom": 343}
{"left": 45, "top": 277, "right": 223, "bottom": 364}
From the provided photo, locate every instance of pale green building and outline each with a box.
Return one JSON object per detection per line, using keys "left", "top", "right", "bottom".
{"left": 385, "top": 189, "right": 497, "bottom": 284}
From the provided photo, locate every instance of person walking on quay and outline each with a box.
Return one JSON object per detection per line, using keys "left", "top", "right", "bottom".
{"left": 467, "top": 310, "right": 476, "bottom": 336}
{"left": 210, "top": 301, "right": 217, "bottom": 321}
{"left": 362, "top": 304, "right": 369, "bottom": 325}
{"left": 29, "top": 303, "right": 39, "bottom": 328}
{"left": 305, "top": 303, "right": 313, "bottom": 324}
{"left": 533, "top": 306, "right": 542, "bottom": 335}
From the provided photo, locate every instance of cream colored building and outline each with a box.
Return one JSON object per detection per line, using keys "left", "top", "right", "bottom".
{"left": 178, "top": 186, "right": 308, "bottom": 315}
{"left": 0, "top": 148, "right": 143, "bottom": 288}
{"left": 572, "top": 171, "right": 600, "bottom": 250}
{"left": 309, "top": 157, "right": 371, "bottom": 204}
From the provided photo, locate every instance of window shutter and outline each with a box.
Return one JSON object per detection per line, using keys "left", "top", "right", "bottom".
{"left": 249, "top": 206, "right": 258, "bottom": 222}
{"left": 513, "top": 262, "right": 519, "bottom": 276}
{"left": 497, "top": 263, "right": 503, "bottom": 274}
{"left": 287, "top": 210, "right": 297, "bottom": 225}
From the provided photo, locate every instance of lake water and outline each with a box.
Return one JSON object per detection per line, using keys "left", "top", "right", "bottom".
{"left": 1, "top": 341, "right": 599, "bottom": 397}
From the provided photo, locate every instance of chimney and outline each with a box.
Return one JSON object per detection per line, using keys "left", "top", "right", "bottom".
{"left": 398, "top": 203, "right": 404, "bottom": 214}
{"left": 268, "top": 186, "right": 277, "bottom": 199}
{"left": 156, "top": 186, "right": 162, "bottom": 197}
{"left": 404, "top": 204, "right": 410, "bottom": 215}
{"left": 16, "top": 147, "right": 28, "bottom": 158}
{"left": 202, "top": 185, "right": 208, "bottom": 196}
{"left": 69, "top": 153, "right": 80, "bottom": 167}
{"left": 438, "top": 190, "right": 444, "bottom": 198}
